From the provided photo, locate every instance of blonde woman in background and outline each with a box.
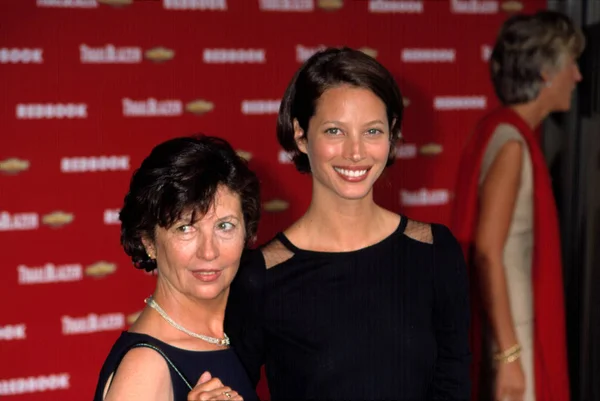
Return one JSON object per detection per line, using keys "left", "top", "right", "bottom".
{"left": 453, "top": 10, "right": 585, "bottom": 401}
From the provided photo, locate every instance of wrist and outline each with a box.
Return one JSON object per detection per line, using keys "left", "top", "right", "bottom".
{"left": 494, "top": 343, "right": 521, "bottom": 364}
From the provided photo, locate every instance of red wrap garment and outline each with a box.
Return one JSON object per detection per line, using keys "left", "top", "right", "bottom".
{"left": 451, "top": 106, "right": 570, "bottom": 401}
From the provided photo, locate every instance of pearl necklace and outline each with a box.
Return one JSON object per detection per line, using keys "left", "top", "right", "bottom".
{"left": 144, "top": 296, "right": 230, "bottom": 346}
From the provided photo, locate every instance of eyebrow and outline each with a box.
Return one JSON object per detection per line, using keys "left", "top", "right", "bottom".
{"left": 216, "top": 214, "right": 241, "bottom": 221}
{"left": 176, "top": 213, "right": 241, "bottom": 224}
{"left": 322, "top": 120, "right": 386, "bottom": 126}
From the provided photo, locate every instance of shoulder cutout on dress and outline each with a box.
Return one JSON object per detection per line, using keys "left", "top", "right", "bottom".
{"left": 404, "top": 219, "right": 434, "bottom": 244}
{"left": 261, "top": 239, "right": 295, "bottom": 270}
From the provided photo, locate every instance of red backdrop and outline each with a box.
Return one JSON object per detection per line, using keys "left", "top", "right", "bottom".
{"left": 0, "top": 0, "right": 545, "bottom": 399}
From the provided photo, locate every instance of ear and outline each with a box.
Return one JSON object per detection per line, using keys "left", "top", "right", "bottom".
{"left": 540, "top": 68, "right": 555, "bottom": 87}
{"left": 293, "top": 119, "right": 308, "bottom": 155}
{"left": 389, "top": 117, "right": 402, "bottom": 141}
{"left": 141, "top": 237, "right": 156, "bottom": 259}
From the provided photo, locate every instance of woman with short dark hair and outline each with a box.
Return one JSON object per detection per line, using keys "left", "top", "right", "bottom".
{"left": 276, "top": 46, "right": 403, "bottom": 173}
{"left": 452, "top": 10, "right": 585, "bottom": 401}
{"left": 94, "top": 135, "right": 261, "bottom": 401}
{"left": 225, "top": 47, "right": 471, "bottom": 401}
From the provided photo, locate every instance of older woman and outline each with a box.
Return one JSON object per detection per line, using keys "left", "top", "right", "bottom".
{"left": 452, "top": 10, "right": 585, "bottom": 401}
{"left": 93, "top": 135, "right": 261, "bottom": 401}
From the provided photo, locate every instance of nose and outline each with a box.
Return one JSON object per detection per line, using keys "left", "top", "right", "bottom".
{"left": 574, "top": 64, "right": 582, "bottom": 82}
{"left": 343, "top": 133, "right": 366, "bottom": 162}
{"left": 197, "top": 232, "right": 219, "bottom": 261}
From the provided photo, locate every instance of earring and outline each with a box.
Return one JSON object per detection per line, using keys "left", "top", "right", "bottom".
{"left": 147, "top": 252, "right": 154, "bottom": 260}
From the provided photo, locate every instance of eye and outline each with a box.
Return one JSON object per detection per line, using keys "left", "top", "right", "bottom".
{"left": 325, "top": 127, "right": 341, "bottom": 135}
{"left": 177, "top": 225, "right": 193, "bottom": 233}
{"left": 366, "top": 128, "right": 383, "bottom": 135}
{"left": 218, "top": 221, "right": 235, "bottom": 231}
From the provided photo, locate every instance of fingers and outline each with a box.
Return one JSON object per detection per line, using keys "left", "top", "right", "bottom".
{"left": 494, "top": 386, "right": 506, "bottom": 401}
{"left": 509, "top": 389, "right": 524, "bottom": 401}
{"left": 187, "top": 386, "right": 238, "bottom": 400}
{"left": 217, "top": 389, "right": 242, "bottom": 400}
{"left": 198, "top": 371, "right": 212, "bottom": 385}
{"left": 495, "top": 388, "right": 524, "bottom": 401}
{"left": 202, "top": 387, "right": 233, "bottom": 400}
{"left": 187, "top": 372, "right": 244, "bottom": 401}
{"left": 187, "top": 378, "right": 225, "bottom": 400}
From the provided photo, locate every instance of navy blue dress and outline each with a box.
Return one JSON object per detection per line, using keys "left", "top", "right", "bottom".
{"left": 94, "top": 331, "right": 257, "bottom": 401}
{"left": 226, "top": 219, "right": 471, "bottom": 400}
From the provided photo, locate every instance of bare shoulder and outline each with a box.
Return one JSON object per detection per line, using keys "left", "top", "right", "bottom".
{"left": 103, "top": 346, "right": 172, "bottom": 401}
{"left": 404, "top": 218, "right": 434, "bottom": 245}
{"left": 488, "top": 123, "right": 524, "bottom": 171}
{"left": 489, "top": 124, "right": 525, "bottom": 151}
{"left": 480, "top": 124, "right": 524, "bottom": 181}
{"left": 261, "top": 238, "right": 294, "bottom": 270}
{"left": 484, "top": 140, "right": 523, "bottom": 186}
{"left": 402, "top": 218, "right": 461, "bottom": 248}
{"left": 497, "top": 140, "right": 523, "bottom": 161}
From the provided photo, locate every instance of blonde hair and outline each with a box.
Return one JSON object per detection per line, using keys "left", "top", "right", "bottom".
{"left": 490, "top": 10, "right": 585, "bottom": 105}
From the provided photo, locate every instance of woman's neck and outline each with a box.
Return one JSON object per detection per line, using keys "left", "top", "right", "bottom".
{"left": 290, "top": 185, "right": 396, "bottom": 252}
{"left": 148, "top": 283, "right": 227, "bottom": 339}
{"left": 510, "top": 100, "right": 550, "bottom": 130}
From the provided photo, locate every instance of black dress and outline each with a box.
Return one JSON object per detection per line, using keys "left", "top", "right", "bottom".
{"left": 225, "top": 217, "right": 471, "bottom": 401}
{"left": 93, "top": 331, "right": 257, "bottom": 401}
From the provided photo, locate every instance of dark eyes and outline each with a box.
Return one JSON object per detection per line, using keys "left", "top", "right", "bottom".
{"left": 324, "top": 128, "right": 383, "bottom": 135}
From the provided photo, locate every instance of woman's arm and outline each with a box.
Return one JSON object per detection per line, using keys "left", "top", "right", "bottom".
{"left": 474, "top": 140, "right": 522, "bottom": 352}
{"left": 475, "top": 139, "right": 528, "bottom": 400}
{"left": 225, "top": 249, "right": 266, "bottom": 388}
{"left": 429, "top": 224, "right": 471, "bottom": 400}
{"left": 103, "top": 347, "right": 172, "bottom": 401}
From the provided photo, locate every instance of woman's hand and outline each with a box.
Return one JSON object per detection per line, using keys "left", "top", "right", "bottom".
{"left": 495, "top": 360, "right": 525, "bottom": 401}
{"left": 187, "top": 371, "right": 243, "bottom": 401}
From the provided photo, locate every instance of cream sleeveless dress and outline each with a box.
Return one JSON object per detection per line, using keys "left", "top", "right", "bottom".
{"left": 478, "top": 123, "right": 535, "bottom": 401}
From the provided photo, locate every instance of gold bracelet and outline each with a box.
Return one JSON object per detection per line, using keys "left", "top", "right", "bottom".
{"left": 494, "top": 344, "right": 521, "bottom": 363}
{"left": 502, "top": 349, "right": 522, "bottom": 364}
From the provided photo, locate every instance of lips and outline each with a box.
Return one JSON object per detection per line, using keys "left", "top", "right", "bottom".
{"left": 334, "top": 167, "right": 369, "bottom": 178}
{"left": 191, "top": 269, "right": 222, "bottom": 283}
{"left": 333, "top": 166, "right": 372, "bottom": 182}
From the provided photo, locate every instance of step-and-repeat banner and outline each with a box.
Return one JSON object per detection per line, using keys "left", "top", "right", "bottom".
{"left": 0, "top": 0, "right": 544, "bottom": 399}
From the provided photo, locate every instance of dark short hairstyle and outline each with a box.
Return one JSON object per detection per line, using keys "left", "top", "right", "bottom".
{"left": 490, "top": 10, "right": 585, "bottom": 105}
{"left": 120, "top": 135, "right": 261, "bottom": 272}
{"left": 277, "top": 47, "right": 404, "bottom": 173}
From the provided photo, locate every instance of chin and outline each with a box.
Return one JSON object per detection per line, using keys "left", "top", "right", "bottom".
{"left": 192, "top": 287, "right": 228, "bottom": 301}
{"left": 553, "top": 104, "right": 572, "bottom": 113}
{"left": 336, "top": 187, "right": 373, "bottom": 201}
